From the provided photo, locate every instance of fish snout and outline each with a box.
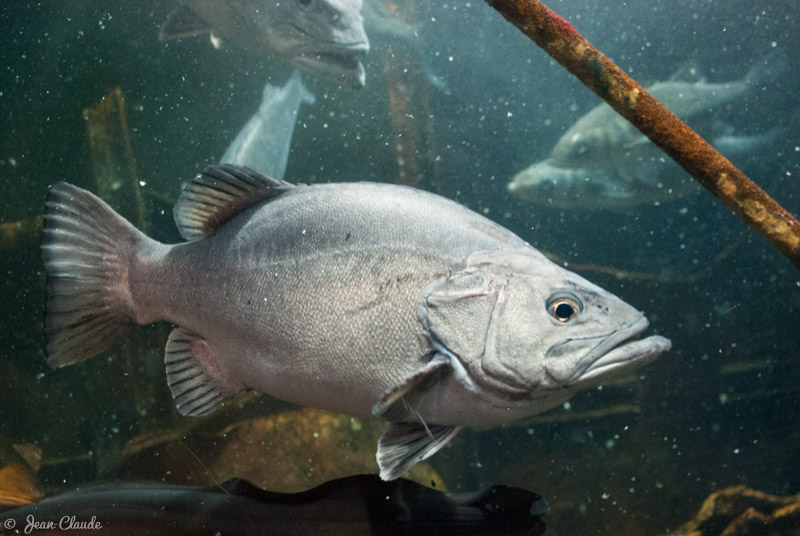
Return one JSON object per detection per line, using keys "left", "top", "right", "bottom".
{"left": 544, "top": 316, "right": 670, "bottom": 386}
{"left": 292, "top": 48, "right": 368, "bottom": 88}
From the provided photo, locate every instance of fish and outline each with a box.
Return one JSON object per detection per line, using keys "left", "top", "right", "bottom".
{"left": 508, "top": 54, "right": 787, "bottom": 209}
{"left": 507, "top": 127, "right": 785, "bottom": 210}
{"left": 220, "top": 71, "right": 315, "bottom": 181}
{"left": 40, "top": 164, "right": 671, "bottom": 480}
{"left": 160, "top": 0, "right": 370, "bottom": 88}
{"left": 0, "top": 475, "right": 548, "bottom": 535}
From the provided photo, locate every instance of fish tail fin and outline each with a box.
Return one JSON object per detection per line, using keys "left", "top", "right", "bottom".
{"left": 41, "top": 183, "right": 148, "bottom": 369}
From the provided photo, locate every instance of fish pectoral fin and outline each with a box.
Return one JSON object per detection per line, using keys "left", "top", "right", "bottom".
{"left": 165, "top": 327, "right": 242, "bottom": 417}
{"left": 377, "top": 422, "right": 461, "bottom": 481}
{"left": 371, "top": 353, "right": 451, "bottom": 422}
{"left": 173, "top": 164, "right": 293, "bottom": 241}
{"left": 159, "top": 7, "right": 213, "bottom": 42}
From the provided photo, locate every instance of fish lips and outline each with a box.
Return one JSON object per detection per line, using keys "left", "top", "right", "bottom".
{"left": 546, "top": 316, "right": 671, "bottom": 385}
{"left": 292, "top": 43, "right": 368, "bottom": 88}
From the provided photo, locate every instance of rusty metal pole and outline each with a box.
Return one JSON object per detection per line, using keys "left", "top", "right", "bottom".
{"left": 486, "top": 0, "right": 800, "bottom": 269}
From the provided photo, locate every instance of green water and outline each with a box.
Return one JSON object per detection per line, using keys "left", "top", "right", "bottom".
{"left": 1, "top": 1, "right": 799, "bottom": 534}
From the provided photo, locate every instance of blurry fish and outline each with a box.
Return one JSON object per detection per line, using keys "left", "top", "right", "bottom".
{"left": 221, "top": 71, "right": 315, "bottom": 180}
{"left": 508, "top": 54, "right": 787, "bottom": 209}
{"left": 509, "top": 127, "right": 785, "bottom": 210}
{"left": 160, "top": 0, "right": 370, "bottom": 88}
{"left": 40, "top": 164, "right": 670, "bottom": 480}
{"left": 0, "top": 475, "right": 548, "bottom": 535}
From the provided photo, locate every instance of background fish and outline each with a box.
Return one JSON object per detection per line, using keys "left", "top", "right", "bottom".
{"left": 508, "top": 54, "right": 789, "bottom": 209}
{"left": 160, "top": 0, "right": 370, "bottom": 88}
{"left": 40, "top": 165, "right": 670, "bottom": 480}
{"left": 0, "top": 475, "right": 548, "bottom": 535}
{"left": 220, "top": 71, "right": 315, "bottom": 181}
{"left": 508, "top": 127, "right": 785, "bottom": 210}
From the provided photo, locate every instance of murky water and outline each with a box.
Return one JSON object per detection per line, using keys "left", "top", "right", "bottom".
{"left": 1, "top": 1, "right": 798, "bottom": 534}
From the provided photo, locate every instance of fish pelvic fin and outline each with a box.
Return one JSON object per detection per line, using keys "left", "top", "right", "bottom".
{"left": 173, "top": 164, "right": 293, "bottom": 241}
{"left": 377, "top": 422, "right": 461, "bottom": 481}
{"left": 165, "top": 328, "right": 243, "bottom": 417}
{"left": 41, "top": 183, "right": 148, "bottom": 369}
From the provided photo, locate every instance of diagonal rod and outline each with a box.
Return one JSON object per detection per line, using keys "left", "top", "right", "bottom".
{"left": 486, "top": 0, "right": 800, "bottom": 269}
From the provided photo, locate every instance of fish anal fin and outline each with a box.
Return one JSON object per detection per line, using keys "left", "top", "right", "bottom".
{"left": 159, "top": 7, "right": 213, "bottom": 42}
{"left": 165, "top": 327, "right": 242, "bottom": 417}
{"left": 173, "top": 164, "right": 293, "bottom": 241}
{"left": 377, "top": 422, "right": 461, "bottom": 481}
{"left": 372, "top": 353, "right": 451, "bottom": 422}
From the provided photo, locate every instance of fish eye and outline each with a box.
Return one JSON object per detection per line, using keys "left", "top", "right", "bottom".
{"left": 547, "top": 294, "right": 582, "bottom": 323}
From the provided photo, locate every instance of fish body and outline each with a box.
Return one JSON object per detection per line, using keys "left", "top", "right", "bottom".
{"left": 41, "top": 165, "right": 670, "bottom": 479}
{"left": 221, "top": 71, "right": 315, "bottom": 180}
{"left": 161, "top": 0, "right": 370, "bottom": 88}
{"left": 509, "top": 55, "right": 786, "bottom": 209}
{"left": 548, "top": 78, "right": 751, "bottom": 170}
{"left": 0, "top": 476, "right": 548, "bottom": 535}
{"left": 508, "top": 127, "right": 784, "bottom": 210}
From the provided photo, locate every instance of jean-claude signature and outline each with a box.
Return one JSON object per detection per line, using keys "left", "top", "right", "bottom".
{"left": 2, "top": 515, "right": 102, "bottom": 534}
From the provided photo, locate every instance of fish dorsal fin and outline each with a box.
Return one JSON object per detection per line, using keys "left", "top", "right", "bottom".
{"left": 164, "top": 327, "right": 244, "bottom": 417}
{"left": 159, "top": 7, "right": 213, "bottom": 42}
{"left": 173, "top": 164, "right": 292, "bottom": 241}
{"left": 667, "top": 60, "right": 704, "bottom": 83}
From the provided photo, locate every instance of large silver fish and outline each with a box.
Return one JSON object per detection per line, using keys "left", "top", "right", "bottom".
{"left": 41, "top": 165, "right": 670, "bottom": 480}
{"left": 221, "top": 71, "right": 315, "bottom": 180}
{"left": 509, "top": 55, "right": 785, "bottom": 209}
{"left": 160, "top": 0, "right": 370, "bottom": 88}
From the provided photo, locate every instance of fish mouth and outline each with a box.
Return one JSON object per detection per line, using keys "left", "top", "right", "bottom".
{"left": 549, "top": 316, "right": 671, "bottom": 385}
{"left": 292, "top": 45, "right": 368, "bottom": 89}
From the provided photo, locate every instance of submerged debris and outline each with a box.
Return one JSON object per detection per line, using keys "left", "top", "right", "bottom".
{"left": 211, "top": 409, "right": 447, "bottom": 492}
{"left": 122, "top": 408, "right": 446, "bottom": 493}
{"left": 0, "top": 217, "right": 42, "bottom": 251}
{"left": 0, "top": 436, "right": 43, "bottom": 507}
{"left": 665, "top": 485, "right": 800, "bottom": 536}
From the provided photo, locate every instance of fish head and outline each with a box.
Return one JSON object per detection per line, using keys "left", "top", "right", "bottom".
{"left": 549, "top": 128, "right": 608, "bottom": 168}
{"left": 419, "top": 248, "right": 670, "bottom": 410}
{"left": 270, "top": 0, "right": 370, "bottom": 88}
{"left": 548, "top": 108, "right": 635, "bottom": 169}
{"left": 508, "top": 159, "right": 603, "bottom": 209}
{"left": 508, "top": 159, "right": 648, "bottom": 210}
{"left": 179, "top": 0, "right": 368, "bottom": 86}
